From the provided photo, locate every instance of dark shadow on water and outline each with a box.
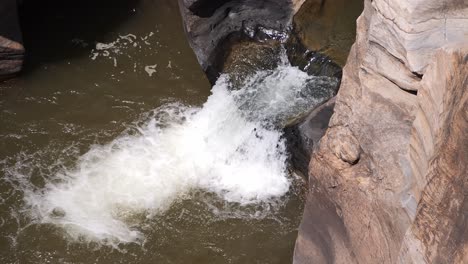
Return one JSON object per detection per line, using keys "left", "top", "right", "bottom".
{"left": 18, "top": 0, "right": 141, "bottom": 73}
{"left": 0, "top": 0, "right": 22, "bottom": 43}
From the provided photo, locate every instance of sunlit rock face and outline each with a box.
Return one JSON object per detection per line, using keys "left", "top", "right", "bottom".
{"left": 0, "top": 0, "right": 24, "bottom": 78}
{"left": 294, "top": 0, "right": 468, "bottom": 263}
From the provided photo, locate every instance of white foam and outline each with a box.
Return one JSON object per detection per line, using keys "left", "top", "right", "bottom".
{"left": 21, "top": 64, "right": 337, "bottom": 244}
{"left": 144, "top": 64, "right": 157, "bottom": 77}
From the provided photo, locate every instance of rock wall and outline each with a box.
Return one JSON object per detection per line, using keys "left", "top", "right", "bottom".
{"left": 294, "top": 0, "right": 468, "bottom": 263}
{"left": 0, "top": 0, "right": 24, "bottom": 79}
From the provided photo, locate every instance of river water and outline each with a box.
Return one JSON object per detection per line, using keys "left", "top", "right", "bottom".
{"left": 0, "top": 0, "right": 339, "bottom": 263}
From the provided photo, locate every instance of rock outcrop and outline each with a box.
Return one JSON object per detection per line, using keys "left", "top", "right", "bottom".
{"left": 294, "top": 0, "right": 468, "bottom": 263}
{"left": 0, "top": 0, "right": 24, "bottom": 79}
{"left": 178, "top": 0, "right": 298, "bottom": 83}
{"left": 178, "top": 0, "right": 345, "bottom": 84}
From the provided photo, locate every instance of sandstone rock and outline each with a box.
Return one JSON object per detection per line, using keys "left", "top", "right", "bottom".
{"left": 294, "top": 0, "right": 468, "bottom": 263}
{"left": 0, "top": 36, "right": 23, "bottom": 78}
{"left": 292, "top": 0, "right": 363, "bottom": 66}
{"left": 0, "top": 0, "right": 24, "bottom": 79}
{"left": 327, "top": 126, "right": 361, "bottom": 165}
{"left": 399, "top": 46, "right": 468, "bottom": 264}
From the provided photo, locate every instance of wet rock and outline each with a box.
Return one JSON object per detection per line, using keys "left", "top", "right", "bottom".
{"left": 285, "top": 33, "right": 342, "bottom": 79}
{"left": 177, "top": 0, "right": 350, "bottom": 84}
{"left": 178, "top": 0, "right": 349, "bottom": 178}
{"left": 0, "top": 0, "right": 24, "bottom": 79}
{"left": 294, "top": 0, "right": 468, "bottom": 263}
{"left": 222, "top": 40, "right": 282, "bottom": 88}
{"left": 178, "top": 0, "right": 296, "bottom": 84}
{"left": 51, "top": 207, "right": 66, "bottom": 218}
{"left": 400, "top": 46, "right": 468, "bottom": 264}
{"left": 327, "top": 126, "right": 360, "bottom": 165}
{"left": 291, "top": 0, "right": 363, "bottom": 66}
{"left": 284, "top": 97, "right": 335, "bottom": 177}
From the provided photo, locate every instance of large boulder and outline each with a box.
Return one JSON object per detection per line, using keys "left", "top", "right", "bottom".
{"left": 177, "top": 0, "right": 359, "bottom": 176}
{"left": 0, "top": 0, "right": 24, "bottom": 79}
{"left": 294, "top": 0, "right": 468, "bottom": 263}
{"left": 178, "top": 0, "right": 300, "bottom": 83}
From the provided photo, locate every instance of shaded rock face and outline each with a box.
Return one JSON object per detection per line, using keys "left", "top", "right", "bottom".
{"left": 0, "top": 0, "right": 24, "bottom": 79}
{"left": 292, "top": 0, "right": 363, "bottom": 66}
{"left": 178, "top": 0, "right": 297, "bottom": 83}
{"left": 294, "top": 0, "right": 468, "bottom": 263}
{"left": 179, "top": 0, "right": 344, "bottom": 83}
{"left": 178, "top": 1, "right": 345, "bottom": 179}
{"left": 284, "top": 98, "right": 335, "bottom": 177}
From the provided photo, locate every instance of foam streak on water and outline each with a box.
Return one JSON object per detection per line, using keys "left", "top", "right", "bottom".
{"left": 17, "top": 64, "right": 337, "bottom": 244}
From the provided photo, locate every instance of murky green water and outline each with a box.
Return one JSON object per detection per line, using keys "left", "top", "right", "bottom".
{"left": 0, "top": 0, "right": 305, "bottom": 263}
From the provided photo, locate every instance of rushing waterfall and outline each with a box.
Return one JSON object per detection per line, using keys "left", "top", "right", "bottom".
{"left": 9, "top": 61, "right": 337, "bottom": 245}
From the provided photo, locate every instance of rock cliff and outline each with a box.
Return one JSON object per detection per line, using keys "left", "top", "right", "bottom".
{"left": 294, "top": 0, "right": 468, "bottom": 263}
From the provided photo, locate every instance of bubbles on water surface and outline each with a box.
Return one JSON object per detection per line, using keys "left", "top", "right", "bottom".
{"left": 2, "top": 62, "right": 338, "bottom": 246}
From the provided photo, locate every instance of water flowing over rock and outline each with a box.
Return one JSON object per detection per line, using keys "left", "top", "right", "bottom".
{"left": 178, "top": 1, "right": 350, "bottom": 177}
{"left": 0, "top": 0, "right": 24, "bottom": 79}
{"left": 178, "top": 0, "right": 301, "bottom": 81}
{"left": 178, "top": 0, "right": 344, "bottom": 84}
{"left": 294, "top": 0, "right": 468, "bottom": 263}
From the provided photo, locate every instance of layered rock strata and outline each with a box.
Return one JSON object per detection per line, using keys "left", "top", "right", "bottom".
{"left": 0, "top": 0, "right": 24, "bottom": 79}
{"left": 294, "top": 0, "right": 468, "bottom": 263}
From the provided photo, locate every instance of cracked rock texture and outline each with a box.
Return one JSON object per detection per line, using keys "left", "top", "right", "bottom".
{"left": 0, "top": 0, "right": 24, "bottom": 79}
{"left": 294, "top": 0, "right": 468, "bottom": 263}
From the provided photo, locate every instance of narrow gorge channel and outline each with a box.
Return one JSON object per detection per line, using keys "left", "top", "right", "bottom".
{"left": 0, "top": 0, "right": 341, "bottom": 262}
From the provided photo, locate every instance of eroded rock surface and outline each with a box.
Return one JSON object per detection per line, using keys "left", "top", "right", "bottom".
{"left": 178, "top": 0, "right": 298, "bottom": 83}
{"left": 0, "top": 0, "right": 24, "bottom": 79}
{"left": 294, "top": 0, "right": 468, "bottom": 263}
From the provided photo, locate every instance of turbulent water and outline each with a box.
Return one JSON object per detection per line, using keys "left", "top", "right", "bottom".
{"left": 0, "top": 1, "right": 342, "bottom": 262}
{"left": 4, "top": 63, "right": 336, "bottom": 246}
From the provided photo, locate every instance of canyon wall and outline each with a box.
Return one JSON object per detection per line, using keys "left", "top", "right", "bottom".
{"left": 294, "top": 0, "right": 468, "bottom": 263}
{"left": 0, "top": 0, "right": 24, "bottom": 79}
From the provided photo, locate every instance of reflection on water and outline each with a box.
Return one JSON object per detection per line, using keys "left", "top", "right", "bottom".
{"left": 0, "top": 0, "right": 312, "bottom": 263}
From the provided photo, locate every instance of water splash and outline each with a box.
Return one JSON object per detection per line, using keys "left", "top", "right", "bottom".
{"left": 8, "top": 63, "right": 337, "bottom": 245}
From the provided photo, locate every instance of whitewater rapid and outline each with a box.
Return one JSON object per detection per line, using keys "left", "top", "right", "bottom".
{"left": 15, "top": 64, "right": 337, "bottom": 244}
